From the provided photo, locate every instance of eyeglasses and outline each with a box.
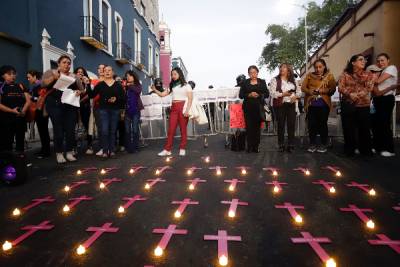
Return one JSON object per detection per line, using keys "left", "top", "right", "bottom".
{"left": 357, "top": 58, "right": 366, "bottom": 62}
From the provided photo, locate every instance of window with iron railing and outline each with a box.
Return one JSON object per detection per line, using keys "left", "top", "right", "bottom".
{"left": 81, "top": 16, "right": 108, "bottom": 48}
{"left": 115, "top": 42, "right": 132, "bottom": 61}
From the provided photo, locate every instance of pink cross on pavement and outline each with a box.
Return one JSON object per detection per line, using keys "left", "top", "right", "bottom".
{"left": 221, "top": 198, "right": 248, "bottom": 218}
{"left": 368, "top": 234, "right": 400, "bottom": 254}
{"left": 171, "top": 198, "right": 199, "bottom": 217}
{"left": 67, "top": 195, "right": 93, "bottom": 209}
{"left": 101, "top": 178, "right": 123, "bottom": 187}
{"left": 265, "top": 181, "right": 288, "bottom": 192}
{"left": 187, "top": 178, "right": 207, "bottom": 190}
{"left": 263, "top": 167, "right": 279, "bottom": 176}
{"left": 185, "top": 166, "right": 202, "bottom": 175}
{"left": 275, "top": 202, "right": 305, "bottom": 222}
{"left": 293, "top": 167, "right": 311, "bottom": 175}
{"left": 69, "top": 180, "right": 90, "bottom": 190}
{"left": 339, "top": 204, "right": 374, "bottom": 225}
{"left": 77, "top": 167, "right": 97, "bottom": 175}
{"left": 155, "top": 166, "right": 172, "bottom": 175}
{"left": 291, "top": 232, "right": 333, "bottom": 263}
{"left": 7, "top": 220, "right": 54, "bottom": 247}
{"left": 224, "top": 179, "right": 245, "bottom": 191}
{"left": 121, "top": 195, "right": 147, "bottom": 209}
{"left": 100, "top": 167, "right": 118, "bottom": 174}
{"left": 209, "top": 166, "right": 227, "bottom": 175}
{"left": 323, "top": 165, "right": 342, "bottom": 176}
{"left": 152, "top": 224, "right": 188, "bottom": 253}
{"left": 236, "top": 166, "right": 250, "bottom": 174}
{"left": 79, "top": 223, "right": 119, "bottom": 251}
{"left": 204, "top": 230, "right": 242, "bottom": 266}
{"left": 346, "top": 181, "right": 372, "bottom": 194}
{"left": 129, "top": 166, "right": 147, "bottom": 174}
{"left": 22, "top": 196, "right": 55, "bottom": 212}
{"left": 312, "top": 180, "right": 335, "bottom": 192}
{"left": 145, "top": 178, "right": 166, "bottom": 189}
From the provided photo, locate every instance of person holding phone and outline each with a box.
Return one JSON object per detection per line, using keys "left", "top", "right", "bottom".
{"left": 269, "top": 63, "right": 301, "bottom": 152}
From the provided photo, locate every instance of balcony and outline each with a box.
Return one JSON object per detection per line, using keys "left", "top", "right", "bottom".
{"left": 80, "top": 16, "right": 107, "bottom": 50}
{"left": 134, "top": 51, "right": 145, "bottom": 70}
{"left": 115, "top": 42, "right": 132, "bottom": 64}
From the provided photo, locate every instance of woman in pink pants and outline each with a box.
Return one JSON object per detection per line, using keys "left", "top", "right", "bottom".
{"left": 152, "top": 67, "right": 193, "bottom": 156}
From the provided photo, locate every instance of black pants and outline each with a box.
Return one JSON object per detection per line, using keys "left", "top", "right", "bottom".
{"left": 117, "top": 120, "right": 125, "bottom": 147}
{"left": 244, "top": 106, "right": 262, "bottom": 150}
{"left": 80, "top": 105, "right": 93, "bottom": 147}
{"left": 307, "top": 105, "right": 330, "bottom": 145}
{"left": 46, "top": 98, "right": 78, "bottom": 153}
{"left": 276, "top": 103, "right": 296, "bottom": 147}
{"left": 341, "top": 104, "right": 372, "bottom": 156}
{"left": 0, "top": 116, "right": 26, "bottom": 153}
{"left": 373, "top": 95, "right": 395, "bottom": 153}
{"left": 35, "top": 110, "right": 50, "bottom": 154}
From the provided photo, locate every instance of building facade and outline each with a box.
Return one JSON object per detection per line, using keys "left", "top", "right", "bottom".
{"left": 0, "top": 0, "right": 161, "bottom": 92}
{"left": 300, "top": 0, "right": 400, "bottom": 79}
{"left": 159, "top": 20, "right": 172, "bottom": 87}
{"left": 172, "top": 57, "right": 188, "bottom": 80}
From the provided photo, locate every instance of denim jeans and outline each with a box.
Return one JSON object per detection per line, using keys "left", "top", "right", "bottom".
{"left": 99, "top": 109, "right": 120, "bottom": 154}
{"left": 124, "top": 113, "right": 141, "bottom": 153}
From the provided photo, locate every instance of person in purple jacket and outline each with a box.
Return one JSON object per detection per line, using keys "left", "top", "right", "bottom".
{"left": 123, "top": 70, "right": 143, "bottom": 153}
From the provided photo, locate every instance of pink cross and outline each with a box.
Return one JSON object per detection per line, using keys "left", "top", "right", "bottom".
{"left": 221, "top": 198, "right": 248, "bottom": 217}
{"left": 121, "top": 195, "right": 147, "bottom": 209}
{"left": 101, "top": 178, "right": 123, "bottom": 187}
{"left": 312, "top": 180, "right": 335, "bottom": 191}
{"left": 146, "top": 178, "right": 166, "bottom": 188}
{"left": 339, "top": 204, "right": 373, "bottom": 224}
{"left": 368, "top": 234, "right": 400, "bottom": 254}
{"left": 171, "top": 198, "right": 199, "bottom": 216}
{"left": 275, "top": 202, "right": 305, "bottom": 221}
{"left": 224, "top": 179, "right": 245, "bottom": 191}
{"left": 236, "top": 166, "right": 250, "bottom": 173}
{"left": 152, "top": 224, "right": 188, "bottom": 250}
{"left": 293, "top": 167, "right": 310, "bottom": 175}
{"left": 67, "top": 195, "right": 93, "bottom": 209}
{"left": 323, "top": 165, "right": 342, "bottom": 176}
{"left": 265, "top": 181, "right": 288, "bottom": 191}
{"left": 187, "top": 178, "right": 207, "bottom": 189}
{"left": 291, "top": 232, "right": 332, "bottom": 262}
{"left": 155, "top": 166, "right": 172, "bottom": 175}
{"left": 100, "top": 167, "right": 118, "bottom": 174}
{"left": 129, "top": 166, "right": 147, "bottom": 173}
{"left": 346, "top": 181, "right": 371, "bottom": 194}
{"left": 209, "top": 166, "right": 227, "bottom": 174}
{"left": 78, "top": 167, "right": 97, "bottom": 174}
{"left": 186, "top": 166, "right": 202, "bottom": 173}
{"left": 81, "top": 223, "right": 119, "bottom": 249}
{"left": 204, "top": 230, "right": 242, "bottom": 262}
{"left": 263, "top": 167, "right": 279, "bottom": 175}
{"left": 69, "top": 180, "right": 90, "bottom": 190}
{"left": 22, "top": 196, "right": 55, "bottom": 212}
{"left": 9, "top": 220, "right": 54, "bottom": 247}
{"left": 393, "top": 203, "right": 400, "bottom": 212}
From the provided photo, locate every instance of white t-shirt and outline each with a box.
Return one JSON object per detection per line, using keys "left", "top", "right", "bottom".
{"left": 378, "top": 65, "right": 398, "bottom": 96}
{"left": 168, "top": 84, "right": 192, "bottom": 101}
{"left": 269, "top": 77, "right": 301, "bottom": 103}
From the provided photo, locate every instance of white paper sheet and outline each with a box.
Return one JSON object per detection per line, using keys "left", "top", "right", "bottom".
{"left": 61, "top": 89, "right": 80, "bottom": 107}
{"left": 54, "top": 74, "right": 76, "bottom": 91}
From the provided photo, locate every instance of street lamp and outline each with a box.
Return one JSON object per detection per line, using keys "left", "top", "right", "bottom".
{"left": 293, "top": 3, "right": 309, "bottom": 73}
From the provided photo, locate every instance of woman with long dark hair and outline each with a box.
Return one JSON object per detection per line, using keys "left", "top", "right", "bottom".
{"left": 74, "top": 67, "right": 93, "bottom": 154}
{"left": 87, "top": 66, "right": 126, "bottom": 158}
{"left": 152, "top": 67, "right": 193, "bottom": 156}
{"left": 338, "top": 54, "right": 375, "bottom": 156}
{"left": 301, "top": 59, "right": 336, "bottom": 153}
{"left": 269, "top": 63, "right": 301, "bottom": 152}
{"left": 42, "top": 55, "right": 84, "bottom": 163}
{"left": 0, "top": 65, "right": 31, "bottom": 153}
{"left": 239, "top": 65, "right": 269, "bottom": 153}
{"left": 123, "top": 70, "right": 143, "bottom": 153}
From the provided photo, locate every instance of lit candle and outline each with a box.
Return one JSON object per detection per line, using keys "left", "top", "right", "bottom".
{"left": 64, "top": 185, "right": 70, "bottom": 192}
{"left": 154, "top": 246, "right": 163, "bottom": 257}
{"left": 166, "top": 157, "right": 171, "bottom": 162}
{"left": 219, "top": 254, "right": 228, "bottom": 266}
{"left": 205, "top": 156, "right": 210, "bottom": 163}
{"left": 366, "top": 220, "right": 375, "bottom": 229}
{"left": 155, "top": 169, "right": 160, "bottom": 175}
{"left": 329, "top": 186, "right": 336, "bottom": 194}
{"left": 241, "top": 169, "right": 247, "bottom": 175}
{"left": 118, "top": 206, "right": 125, "bottom": 214}
{"left": 100, "top": 169, "right": 106, "bottom": 175}
{"left": 272, "top": 170, "right": 278, "bottom": 177}
{"left": 76, "top": 244, "right": 86, "bottom": 255}
{"left": 99, "top": 182, "right": 106, "bottom": 190}
{"left": 295, "top": 214, "right": 303, "bottom": 224}
{"left": 228, "top": 185, "right": 235, "bottom": 192}
{"left": 129, "top": 168, "right": 135, "bottom": 174}
{"left": 188, "top": 184, "right": 195, "bottom": 191}
{"left": 325, "top": 258, "right": 336, "bottom": 267}
{"left": 12, "top": 208, "right": 21, "bottom": 217}
{"left": 228, "top": 210, "right": 235, "bottom": 218}
{"left": 2, "top": 241, "right": 12, "bottom": 251}
{"left": 336, "top": 171, "right": 342, "bottom": 177}
{"left": 369, "top": 189, "right": 376, "bottom": 196}
{"left": 216, "top": 169, "right": 222, "bottom": 176}
{"left": 305, "top": 170, "right": 310, "bottom": 176}
{"left": 174, "top": 210, "right": 181, "bottom": 218}
{"left": 76, "top": 170, "right": 82, "bottom": 175}
{"left": 63, "top": 205, "right": 70, "bottom": 213}
{"left": 187, "top": 170, "right": 193, "bottom": 175}
{"left": 273, "top": 186, "right": 280, "bottom": 193}
{"left": 145, "top": 183, "right": 151, "bottom": 190}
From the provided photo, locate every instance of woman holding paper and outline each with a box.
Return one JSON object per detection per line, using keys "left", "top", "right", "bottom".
{"left": 41, "top": 55, "right": 84, "bottom": 163}
{"left": 87, "top": 66, "right": 126, "bottom": 158}
{"left": 151, "top": 67, "right": 193, "bottom": 157}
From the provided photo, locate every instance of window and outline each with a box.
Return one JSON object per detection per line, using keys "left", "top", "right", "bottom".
{"left": 155, "top": 50, "right": 160, "bottom": 77}
{"left": 99, "top": 0, "right": 112, "bottom": 53}
{"left": 115, "top": 12, "right": 123, "bottom": 57}
{"left": 140, "top": 1, "right": 146, "bottom": 17}
{"left": 134, "top": 20, "right": 142, "bottom": 63}
{"left": 151, "top": 20, "right": 155, "bottom": 32}
{"left": 148, "top": 41, "right": 154, "bottom": 72}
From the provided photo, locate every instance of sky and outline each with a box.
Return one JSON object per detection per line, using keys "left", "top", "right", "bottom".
{"left": 159, "top": 0, "right": 323, "bottom": 89}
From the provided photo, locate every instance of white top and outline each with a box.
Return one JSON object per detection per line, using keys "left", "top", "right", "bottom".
{"left": 168, "top": 83, "right": 192, "bottom": 101}
{"left": 269, "top": 77, "right": 302, "bottom": 103}
{"left": 378, "top": 65, "right": 398, "bottom": 96}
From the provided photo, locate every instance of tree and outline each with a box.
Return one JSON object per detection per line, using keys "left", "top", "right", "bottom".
{"left": 260, "top": 0, "right": 361, "bottom": 75}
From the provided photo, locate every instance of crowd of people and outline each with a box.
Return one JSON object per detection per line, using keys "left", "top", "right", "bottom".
{"left": 239, "top": 52, "right": 399, "bottom": 156}
{"left": 0, "top": 52, "right": 399, "bottom": 163}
